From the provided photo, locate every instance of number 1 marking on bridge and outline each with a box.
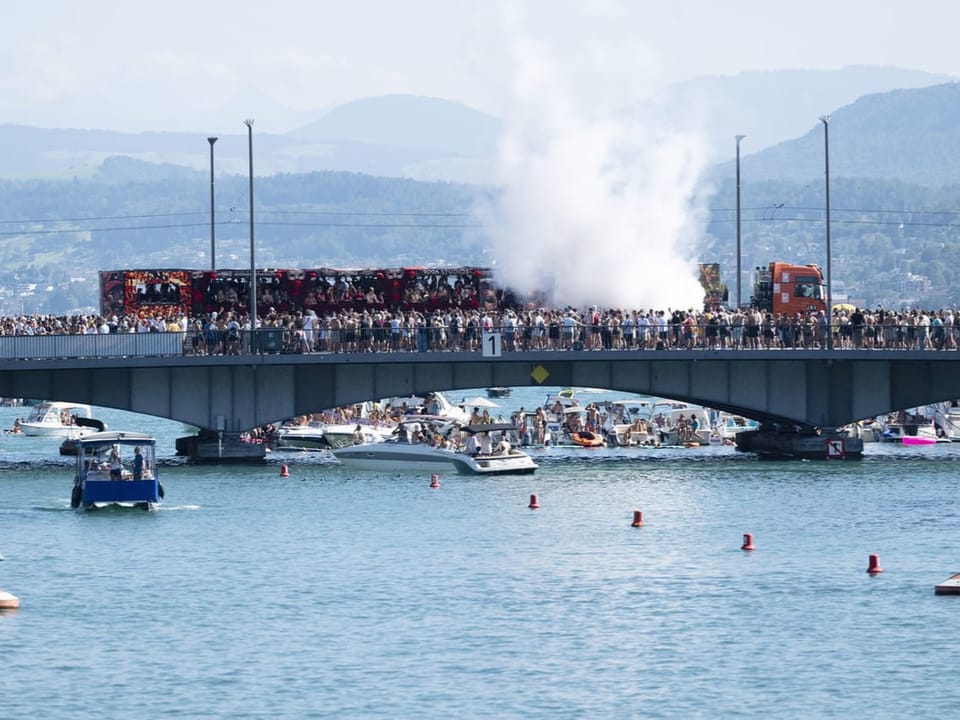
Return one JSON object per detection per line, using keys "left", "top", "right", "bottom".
{"left": 482, "top": 331, "right": 502, "bottom": 358}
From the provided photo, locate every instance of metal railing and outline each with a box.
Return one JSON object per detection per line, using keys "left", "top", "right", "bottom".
{"left": 0, "top": 323, "right": 958, "bottom": 361}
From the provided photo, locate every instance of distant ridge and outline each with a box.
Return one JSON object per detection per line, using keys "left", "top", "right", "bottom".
{"left": 289, "top": 94, "right": 501, "bottom": 157}
{"left": 630, "top": 65, "right": 956, "bottom": 158}
{"left": 714, "top": 81, "right": 960, "bottom": 185}
{"left": 0, "top": 67, "right": 957, "bottom": 183}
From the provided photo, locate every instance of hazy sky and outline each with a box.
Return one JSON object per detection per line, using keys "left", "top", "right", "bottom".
{"left": 3, "top": 0, "right": 959, "bottom": 133}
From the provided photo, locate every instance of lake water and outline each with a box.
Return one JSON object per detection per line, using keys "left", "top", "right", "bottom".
{"left": 2, "top": 389, "right": 960, "bottom": 718}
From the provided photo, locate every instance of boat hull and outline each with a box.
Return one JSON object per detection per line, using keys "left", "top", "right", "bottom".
{"left": 75, "top": 479, "right": 161, "bottom": 511}
{"left": 333, "top": 444, "right": 538, "bottom": 475}
{"left": 20, "top": 423, "right": 92, "bottom": 439}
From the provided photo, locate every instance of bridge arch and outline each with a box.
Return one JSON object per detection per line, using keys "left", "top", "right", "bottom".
{"left": 2, "top": 350, "right": 960, "bottom": 433}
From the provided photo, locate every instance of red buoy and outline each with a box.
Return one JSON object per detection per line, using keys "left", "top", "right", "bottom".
{"left": 631, "top": 510, "right": 644, "bottom": 527}
{"left": 279, "top": 464, "right": 289, "bottom": 478}
{"left": 740, "top": 532, "right": 755, "bottom": 551}
{"left": 867, "top": 553, "right": 884, "bottom": 575}
{"left": 430, "top": 473, "right": 440, "bottom": 489}
{"left": 528, "top": 493, "right": 540, "bottom": 509}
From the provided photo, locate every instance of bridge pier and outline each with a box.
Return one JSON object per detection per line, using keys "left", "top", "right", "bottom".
{"left": 735, "top": 427, "right": 863, "bottom": 460}
{"left": 175, "top": 431, "right": 266, "bottom": 463}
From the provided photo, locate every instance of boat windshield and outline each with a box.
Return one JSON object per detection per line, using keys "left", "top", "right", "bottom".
{"left": 78, "top": 440, "right": 156, "bottom": 480}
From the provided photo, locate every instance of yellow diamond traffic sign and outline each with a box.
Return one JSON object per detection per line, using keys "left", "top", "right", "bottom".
{"left": 531, "top": 365, "right": 550, "bottom": 384}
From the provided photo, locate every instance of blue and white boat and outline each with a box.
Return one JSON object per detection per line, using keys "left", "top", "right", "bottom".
{"left": 70, "top": 431, "right": 163, "bottom": 511}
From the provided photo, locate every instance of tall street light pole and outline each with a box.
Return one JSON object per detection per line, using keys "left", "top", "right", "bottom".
{"left": 244, "top": 119, "right": 257, "bottom": 343}
{"left": 819, "top": 115, "right": 832, "bottom": 349}
{"left": 207, "top": 137, "right": 217, "bottom": 270}
{"left": 735, "top": 134, "right": 746, "bottom": 308}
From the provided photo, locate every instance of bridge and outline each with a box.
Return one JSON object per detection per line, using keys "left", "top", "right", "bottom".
{"left": 0, "top": 333, "right": 958, "bottom": 435}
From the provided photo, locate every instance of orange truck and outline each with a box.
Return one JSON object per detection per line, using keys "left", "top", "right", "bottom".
{"left": 752, "top": 262, "right": 826, "bottom": 315}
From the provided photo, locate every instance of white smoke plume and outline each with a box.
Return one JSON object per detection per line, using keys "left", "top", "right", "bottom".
{"left": 479, "top": 35, "right": 713, "bottom": 312}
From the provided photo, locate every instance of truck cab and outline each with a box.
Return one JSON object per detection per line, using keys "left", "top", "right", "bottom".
{"left": 753, "top": 262, "right": 826, "bottom": 315}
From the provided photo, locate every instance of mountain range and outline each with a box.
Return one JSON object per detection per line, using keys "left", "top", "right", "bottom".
{"left": 6, "top": 65, "right": 960, "bottom": 314}
{"left": 1, "top": 65, "right": 955, "bottom": 185}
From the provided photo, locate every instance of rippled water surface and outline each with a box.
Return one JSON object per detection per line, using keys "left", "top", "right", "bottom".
{"left": 2, "top": 394, "right": 960, "bottom": 718}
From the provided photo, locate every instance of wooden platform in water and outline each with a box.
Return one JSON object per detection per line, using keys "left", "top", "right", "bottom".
{"left": 934, "top": 573, "right": 960, "bottom": 595}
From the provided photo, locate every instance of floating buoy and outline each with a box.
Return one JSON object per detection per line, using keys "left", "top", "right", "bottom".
{"left": 528, "top": 493, "right": 540, "bottom": 509}
{"left": 430, "top": 473, "right": 440, "bottom": 489}
{"left": 740, "top": 532, "right": 755, "bottom": 551}
{"left": 0, "top": 589, "right": 20, "bottom": 610}
{"left": 631, "top": 510, "right": 644, "bottom": 527}
{"left": 867, "top": 553, "right": 884, "bottom": 575}
{"left": 279, "top": 464, "right": 289, "bottom": 478}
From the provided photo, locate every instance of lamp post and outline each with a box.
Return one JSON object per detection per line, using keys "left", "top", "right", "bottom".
{"left": 244, "top": 119, "right": 257, "bottom": 344}
{"left": 207, "top": 137, "right": 217, "bottom": 270}
{"left": 819, "top": 115, "right": 832, "bottom": 349}
{"left": 735, "top": 134, "right": 746, "bottom": 308}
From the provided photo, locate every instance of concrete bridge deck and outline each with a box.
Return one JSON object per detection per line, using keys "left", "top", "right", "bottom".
{"left": 1, "top": 332, "right": 958, "bottom": 433}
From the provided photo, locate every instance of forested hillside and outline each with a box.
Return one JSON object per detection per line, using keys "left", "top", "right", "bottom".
{"left": 2, "top": 160, "right": 960, "bottom": 314}
{"left": 8, "top": 82, "right": 960, "bottom": 314}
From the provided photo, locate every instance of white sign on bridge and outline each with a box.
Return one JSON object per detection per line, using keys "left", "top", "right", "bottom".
{"left": 481, "top": 331, "right": 502, "bottom": 358}
{"left": 826, "top": 438, "right": 845, "bottom": 459}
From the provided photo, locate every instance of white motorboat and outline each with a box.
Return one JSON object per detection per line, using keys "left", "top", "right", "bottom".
{"left": 274, "top": 420, "right": 391, "bottom": 450}
{"left": 933, "top": 401, "right": 960, "bottom": 442}
{"left": 881, "top": 407, "right": 949, "bottom": 443}
{"left": 274, "top": 420, "right": 327, "bottom": 450}
{"left": 600, "top": 399, "right": 657, "bottom": 446}
{"left": 716, "top": 413, "right": 760, "bottom": 441}
{"left": 651, "top": 401, "right": 714, "bottom": 446}
{"left": 318, "top": 422, "right": 393, "bottom": 449}
{"left": 19, "top": 401, "right": 95, "bottom": 438}
{"left": 333, "top": 418, "right": 538, "bottom": 475}
{"left": 383, "top": 391, "right": 470, "bottom": 424}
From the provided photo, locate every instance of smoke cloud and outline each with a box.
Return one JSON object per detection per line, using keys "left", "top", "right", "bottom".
{"left": 479, "top": 34, "right": 713, "bottom": 311}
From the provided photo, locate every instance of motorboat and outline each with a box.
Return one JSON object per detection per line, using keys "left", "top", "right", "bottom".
{"left": 332, "top": 418, "right": 538, "bottom": 475}
{"left": 274, "top": 400, "right": 395, "bottom": 451}
{"left": 651, "top": 402, "right": 714, "bottom": 446}
{"left": 382, "top": 391, "right": 470, "bottom": 424}
{"left": 318, "top": 422, "right": 393, "bottom": 449}
{"left": 274, "top": 419, "right": 328, "bottom": 450}
{"left": 881, "top": 407, "right": 949, "bottom": 443}
{"left": 59, "top": 417, "right": 108, "bottom": 456}
{"left": 933, "top": 401, "right": 960, "bottom": 442}
{"left": 716, "top": 413, "right": 760, "bottom": 441}
{"left": 599, "top": 399, "right": 657, "bottom": 446}
{"left": 19, "top": 401, "right": 94, "bottom": 438}
{"left": 70, "top": 431, "right": 163, "bottom": 511}
{"left": 274, "top": 420, "right": 391, "bottom": 451}
{"left": 486, "top": 387, "right": 512, "bottom": 398}
{"left": 540, "top": 389, "right": 582, "bottom": 444}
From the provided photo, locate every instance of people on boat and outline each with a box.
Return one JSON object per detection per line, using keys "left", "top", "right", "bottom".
{"left": 352, "top": 424, "right": 364, "bottom": 445}
{"left": 109, "top": 445, "right": 123, "bottom": 480}
{"left": 466, "top": 433, "right": 479, "bottom": 456}
{"left": 477, "top": 431, "right": 493, "bottom": 455}
{"left": 8, "top": 418, "right": 20, "bottom": 434}
{"left": 133, "top": 446, "right": 145, "bottom": 480}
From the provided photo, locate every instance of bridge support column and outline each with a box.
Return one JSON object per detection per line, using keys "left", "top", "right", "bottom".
{"left": 175, "top": 431, "right": 266, "bottom": 463}
{"left": 735, "top": 426, "right": 863, "bottom": 460}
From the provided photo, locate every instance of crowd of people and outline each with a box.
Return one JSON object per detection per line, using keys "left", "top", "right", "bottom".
{"left": 3, "top": 303, "right": 960, "bottom": 353}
